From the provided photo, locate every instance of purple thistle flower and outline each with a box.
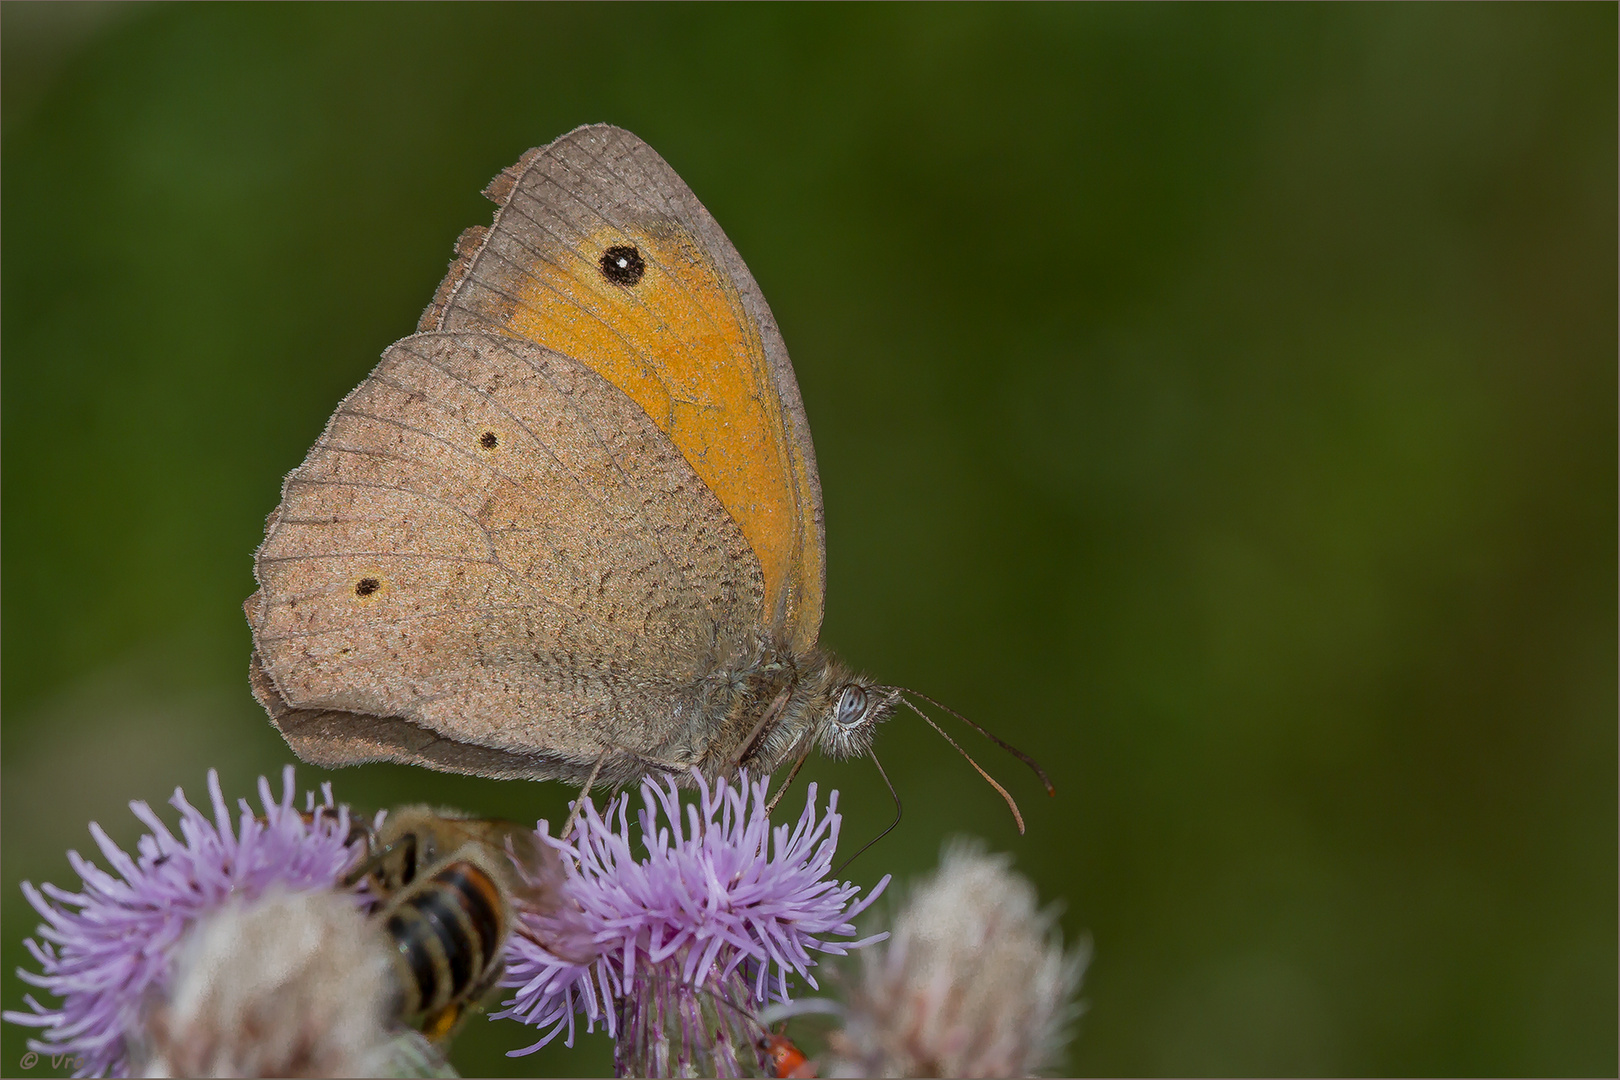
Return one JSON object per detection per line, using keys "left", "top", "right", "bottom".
{"left": 495, "top": 770, "right": 888, "bottom": 1074}
{"left": 3, "top": 767, "right": 363, "bottom": 1078}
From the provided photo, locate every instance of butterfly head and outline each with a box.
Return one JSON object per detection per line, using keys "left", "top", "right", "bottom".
{"left": 809, "top": 673, "right": 903, "bottom": 762}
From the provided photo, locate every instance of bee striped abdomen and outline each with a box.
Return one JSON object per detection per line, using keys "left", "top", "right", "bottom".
{"left": 352, "top": 806, "right": 560, "bottom": 1042}
{"left": 384, "top": 859, "right": 505, "bottom": 1019}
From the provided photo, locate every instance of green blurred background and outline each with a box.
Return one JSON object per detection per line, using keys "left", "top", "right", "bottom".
{"left": 3, "top": 4, "right": 1614, "bottom": 1076}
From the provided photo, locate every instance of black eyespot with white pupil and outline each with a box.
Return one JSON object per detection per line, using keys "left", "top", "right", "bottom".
{"left": 600, "top": 245, "right": 645, "bottom": 286}
{"left": 835, "top": 686, "right": 868, "bottom": 727}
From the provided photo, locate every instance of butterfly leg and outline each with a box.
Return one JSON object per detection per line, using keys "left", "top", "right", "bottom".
{"left": 763, "top": 742, "right": 814, "bottom": 816}
{"left": 559, "top": 745, "right": 700, "bottom": 842}
{"left": 725, "top": 684, "right": 793, "bottom": 782}
{"left": 560, "top": 750, "right": 610, "bottom": 840}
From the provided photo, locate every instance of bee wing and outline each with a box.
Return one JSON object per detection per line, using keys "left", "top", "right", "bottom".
{"left": 494, "top": 826, "right": 568, "bottom": 912}
{"left": 472, "top": 823, "right": 601, "bottom": 966}
{"left": 422, "top": 815, "right": 564, "bottom": 909}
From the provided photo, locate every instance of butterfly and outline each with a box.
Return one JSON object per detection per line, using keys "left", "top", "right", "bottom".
{"left": 245, "top": 125, "right": 1046, "bottom": 821}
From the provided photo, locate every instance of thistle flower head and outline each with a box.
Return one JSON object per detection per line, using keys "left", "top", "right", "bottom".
{"left": 830, "top": 843, "right": 1088, "bottom": 1078}
{"left": 3, "top": 768, "right": 363, "bottom": 1078}
{"left": 495, "top": 770, "right": 889, "bottom": 1064}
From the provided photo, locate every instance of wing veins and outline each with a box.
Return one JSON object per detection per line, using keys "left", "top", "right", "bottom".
{"left": 481, "top": 334, "right": 730, "bottom": 636}
{"left": 542, "top": 138, "right": 747, "bottom": 350}
{"left": 390, "top": 336, "right": 703, "bottom": 617}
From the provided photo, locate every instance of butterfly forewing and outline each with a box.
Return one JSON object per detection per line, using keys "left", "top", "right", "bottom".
{"left": 422, "top": 125, "right": 826, "bottom": 651}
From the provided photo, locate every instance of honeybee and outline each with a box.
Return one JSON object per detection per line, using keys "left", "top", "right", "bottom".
{"left": 347, "top": 806, "right": 566, "bottom": 1041}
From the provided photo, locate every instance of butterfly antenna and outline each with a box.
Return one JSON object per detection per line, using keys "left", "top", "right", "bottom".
{"left": 900, "top": 697, "right": 1027, "bottom": 833}
{"left": 836, "top": 751, "right": 903, "bottom": 876}
{"left": 906, "top": 689, "right": 1055, "bottom": 796}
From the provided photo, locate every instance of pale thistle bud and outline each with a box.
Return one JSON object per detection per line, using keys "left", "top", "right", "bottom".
{"left": 828, "top": 844, "right": 1087, "bottom": 1078}
{"left": 134, "top": 888, "right": 438, "bottom": 1078}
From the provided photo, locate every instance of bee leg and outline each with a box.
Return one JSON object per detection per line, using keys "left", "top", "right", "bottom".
{"left": 422, "top": 955, "right": 506, "bottom": 1043}
{"left": 343, "top": 830, "right": 419, "bottom": 892}
{"left": 420, "top": 1002, "right": 465, "bottom": 1044}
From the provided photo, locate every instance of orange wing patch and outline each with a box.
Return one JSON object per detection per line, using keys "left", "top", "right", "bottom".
{"left": 508, "top": 223, "right": 807, "bottom": 636}
{"left": 424, "top": 139, "right": 824, "bottom": 650}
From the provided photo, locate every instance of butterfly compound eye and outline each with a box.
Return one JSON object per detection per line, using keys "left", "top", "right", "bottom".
{"left": 600, "top": 244, "right": 645, "bottom": 286}
{"left": 834, "top": 685, "right": 869, "bottom": 728}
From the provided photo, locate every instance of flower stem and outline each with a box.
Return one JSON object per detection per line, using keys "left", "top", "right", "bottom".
{"left": 614, "top": 962, "right": 768, "bottom": 1078}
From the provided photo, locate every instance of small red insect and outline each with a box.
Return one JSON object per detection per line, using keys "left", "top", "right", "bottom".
{"left": 760, "top": 1032, "right": 816, "bottom": 1079}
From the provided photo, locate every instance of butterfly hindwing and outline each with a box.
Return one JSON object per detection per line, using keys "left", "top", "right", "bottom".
{"left": 248, "top": 331, "right": 764, "bottom": 776}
